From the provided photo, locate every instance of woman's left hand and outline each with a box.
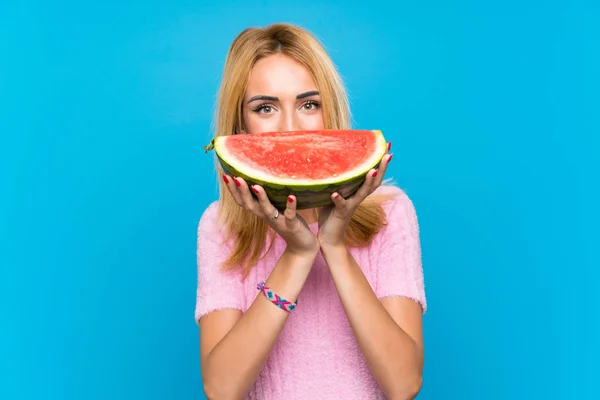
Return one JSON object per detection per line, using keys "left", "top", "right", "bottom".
{"left": 317, "top": 152, "right": 393, "bottom": 250}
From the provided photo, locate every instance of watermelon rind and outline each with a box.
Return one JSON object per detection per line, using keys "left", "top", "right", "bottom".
{"left": 209, "top": 130, "right": 388, "bottom": 210}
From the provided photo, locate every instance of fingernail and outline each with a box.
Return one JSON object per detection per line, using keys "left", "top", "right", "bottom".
{"left": 333, "top": 193, "right": 340, "bottom": 199}
{"left": 387, "top": 141, "right": 392, "bottom": 151}
{"left": 222, "top": 174, "right": 229, "bottom": 184}
{"left": 234, "top": 178, "right": 241, "bottom": 187}
{"left": 288, "top": 195, "right": 294, "bottom": 203}
{"left": 372, "top": 170, "right": 378, "bottom": 177}
{"left": 387, "top": 154, "right": 393, "bottom": 163}
{"left": 252, "top": 186, "right": 259, "bottom": 194}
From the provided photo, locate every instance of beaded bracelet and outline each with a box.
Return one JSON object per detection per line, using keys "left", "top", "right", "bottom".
{"left": 257, "top": 281, "right": 298, "bottom": 312}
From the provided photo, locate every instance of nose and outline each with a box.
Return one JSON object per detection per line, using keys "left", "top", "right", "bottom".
{"left": 279, "top": 108, "right": 301, "bottom": 132}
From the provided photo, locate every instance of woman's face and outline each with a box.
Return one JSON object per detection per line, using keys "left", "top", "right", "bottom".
{"left": 241, "top": 53, "right": 325, "bottom": 134}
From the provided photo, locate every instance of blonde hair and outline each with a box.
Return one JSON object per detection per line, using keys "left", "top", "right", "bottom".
{"left": 211, "top": 23, "right": 393, "bottom": 277}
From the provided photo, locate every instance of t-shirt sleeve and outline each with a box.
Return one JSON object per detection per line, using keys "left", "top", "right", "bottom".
{"left": 195, "top": 202, "right": 245, "bottom": 324}
{"left": 374, "top": 187, "right": 427, "bottom": 314}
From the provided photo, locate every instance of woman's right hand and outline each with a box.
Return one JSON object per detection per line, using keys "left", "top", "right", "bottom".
{"left": 223, "top": 174, "right": 320, "bottom": 257}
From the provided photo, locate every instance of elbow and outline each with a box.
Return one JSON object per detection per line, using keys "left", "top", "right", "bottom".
{"left": 203, "top": 375, "right": 244, "bottom": 400}
{"left": 203, "top": 379, "right": 229, "bottom": 400}
{"left": 201, "top": 357, "right": 234, "bottom": 400}
{"left": 201, "top": 368, "right": 225, "bottom": 400}
{"left": 408, "top": 373, "right": 423, "bottom": 399}
{"left": 202, "top": 378, "right": 220, "bottom": 400}
{"left": 389, "top": 373, "right": 422, "bottom": 400}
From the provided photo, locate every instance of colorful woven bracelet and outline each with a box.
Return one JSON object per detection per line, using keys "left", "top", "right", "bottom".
{"left": 257, "top": 281, "right": 298, "bottom": 312}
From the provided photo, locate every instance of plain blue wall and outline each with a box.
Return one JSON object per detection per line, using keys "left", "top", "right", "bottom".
{"left": 2, "top": 0, "right": 598, "bottom": 399}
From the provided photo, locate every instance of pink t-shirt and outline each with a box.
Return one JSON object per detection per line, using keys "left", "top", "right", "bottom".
{"left": 195, "top": 185, "right": 427, "bottom": 399}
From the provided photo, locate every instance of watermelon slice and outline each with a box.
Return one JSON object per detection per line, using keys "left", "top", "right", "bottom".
{"left": 204, "top": 129, "right": 388, "bottom": 210}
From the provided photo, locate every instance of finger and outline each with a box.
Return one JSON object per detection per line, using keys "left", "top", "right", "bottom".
{"left": 234, "top": 176, "right": 260, "bottom": 212}
{"left": 251, "top": 184, "right": 277, "bottom": 220}
{"left": 284, "top": 195, "right": 298, "bottom": 224}
{"left": 373, "top": 153, "right": 393, "bottom": 187}
{"left": 222, "top": 173, "right": 245, "bottom": 206}
{"left": 351, "top": 168, "right": 379, "bottom": 201}
{"left": 330, "top": 192, "right": 348, "bottom": 217}
{"left": 359, "top": 153, "right": 393, "bottom": 195}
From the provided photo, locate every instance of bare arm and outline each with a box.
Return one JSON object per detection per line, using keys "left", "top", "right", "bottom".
{"left": 200, "top": 248, "right": 316, "bottom": 399}
{"left": 321, "top": 244, "right": 423, "bottom": 400}
{"left": 315, "top": 151, "right": 424, "bottom": 399}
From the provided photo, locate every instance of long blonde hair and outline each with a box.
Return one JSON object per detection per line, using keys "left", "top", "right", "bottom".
{"left": 211, "top": 23, "right": 392, "bottom": 277}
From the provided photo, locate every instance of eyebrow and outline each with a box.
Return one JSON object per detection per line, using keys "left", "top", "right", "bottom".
{"left": 296, "top": 90, "right": 320, "bottom": 99}
{"left": 247, "top": 90, "right": 320, "bottom": 104}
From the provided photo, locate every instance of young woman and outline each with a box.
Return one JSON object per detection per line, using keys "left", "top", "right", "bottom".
{"left": 195, "top": 23, "right": 427, "bottom": 400}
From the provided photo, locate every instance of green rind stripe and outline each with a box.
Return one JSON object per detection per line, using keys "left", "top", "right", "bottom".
{"left": 217, "top": 157, "right": 381, "bottom": 210}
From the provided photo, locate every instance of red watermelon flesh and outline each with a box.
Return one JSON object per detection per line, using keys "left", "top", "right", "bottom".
{"left": 223, "top": 130, "right": 380, "bottom": 181}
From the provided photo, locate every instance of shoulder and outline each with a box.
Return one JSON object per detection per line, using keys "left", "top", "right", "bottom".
{"left": 197, "top": 200, "right": 223, "bottom": 235}
{"left": 368, "top": 184, "right": 421, "bottom": 245}
{"left": 196, "top": 200, "right": 234, "bottom": 251}
{"left": 374, "top": 185, "right": 419, "bottom": 224}
{"left": 369, "top": 185, "right": 427, "bottom": 311}
{"left": 195, "top": 201, "right": 236, "bottom": 273}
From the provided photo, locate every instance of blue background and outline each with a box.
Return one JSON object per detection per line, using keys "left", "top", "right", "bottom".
{"left": 1, "top": 0, "right": 598, "bottom": 399}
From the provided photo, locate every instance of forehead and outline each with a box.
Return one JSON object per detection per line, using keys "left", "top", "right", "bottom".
{"left": 245, "top": 54, "right": 317, "bottom": 97}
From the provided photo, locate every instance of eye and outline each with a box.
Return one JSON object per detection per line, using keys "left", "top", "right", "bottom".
{"left": 301, "top": 100, "right": 320, "bottom": 111}
{"left": 253, "top": 103, "right": 275, "bottom": 114}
